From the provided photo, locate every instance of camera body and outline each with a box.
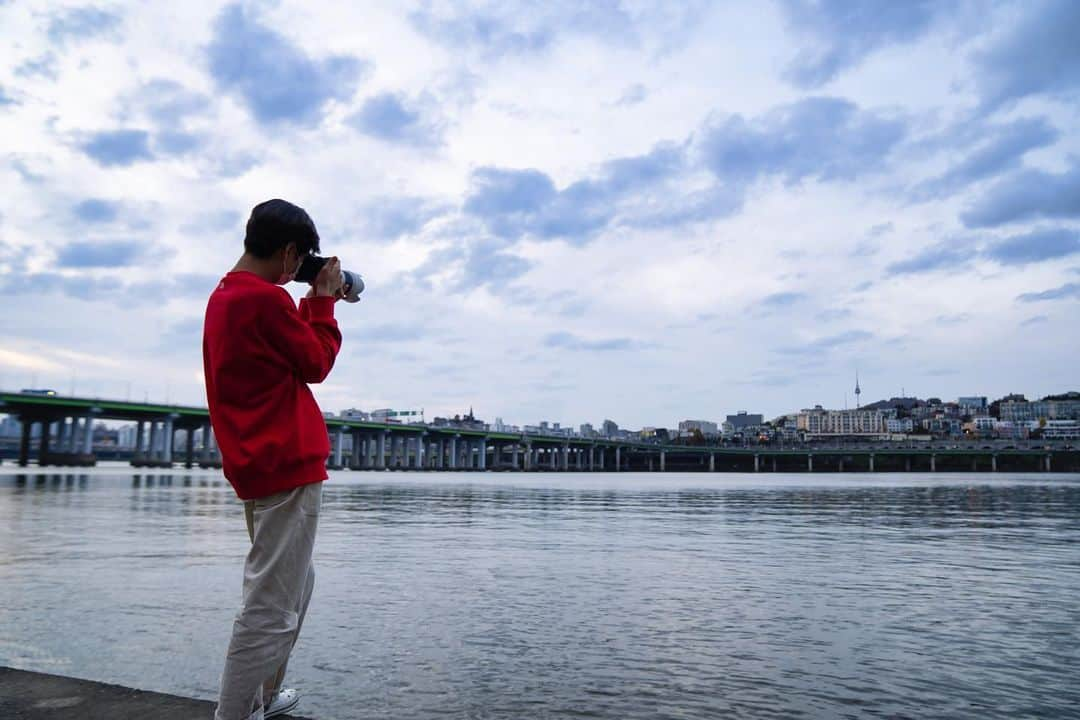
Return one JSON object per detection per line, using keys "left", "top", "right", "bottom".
{"left": 295, "top": 255, "right": 364, "bottom": 303}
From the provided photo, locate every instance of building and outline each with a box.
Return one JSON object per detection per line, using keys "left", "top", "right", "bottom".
{"left": 797, "top": 406, "right": 888, "bottom": 437}
{"left": 1000, "top": 398, "right": 1080, "bottom": 422}
{"left": 1041, "top": 420, "right": 1080, "bottom": 440}
{"left": 370, "top": 409, "right": 422, "bottom": 423}
{"left": 678, "top": 420, "right": 719, "bottom": 438}
{"left": 886, "top": 417, "right": 914, "bottom": 433}
{"left": 958, "top": 396, "right": 988, "bottom": 411}
{"left": 726, "top": 412, "right": 764, "bottom": 429}
{"left": 601, "top": 419, "right": 619, "bottom": 438}
{"left": 921, "top": 417, "right": 962, "bottom": 437}
{"left": 639, "top": 427, "right": 670, "bottom": 441}
{"left": 994, "top": 420, "right": 1036, "bottom": 439}
{"left": 340, "top": 408, "right": 370, "bottom": 420}
{"left": 117, "top": 423, "right": 139, "bottom": 449}
{"left": 0, "top": 414, "right": 21, "bottom": 439}
{"left": 579, "top": 423, "right": 596, "bottom": 438}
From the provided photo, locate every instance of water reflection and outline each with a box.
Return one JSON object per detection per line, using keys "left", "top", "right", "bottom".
{"left": 1, "top": 471, "right": 1078, "bottom": 719}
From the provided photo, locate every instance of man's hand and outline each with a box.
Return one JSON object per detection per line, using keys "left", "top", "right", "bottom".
{"left": 313, "top": 257, "right": 344, "bottom": 299}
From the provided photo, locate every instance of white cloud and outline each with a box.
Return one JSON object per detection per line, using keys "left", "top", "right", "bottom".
{"left": 1, "top": 0, "right": 1077, "bottom": 427}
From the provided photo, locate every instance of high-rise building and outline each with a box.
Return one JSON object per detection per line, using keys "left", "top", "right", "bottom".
{"left": 797, "top": 406, "right": 887, "bottom": 437}
{"left": 678, "top": 420, "right": 719, "bottom": 437}
{"left": 0, "top": 415, "right": 21, "bottom": 439}
{"left": 725, "top": 412, "right": 764, "bottom": 429}
{"left": 601, "top": 419, "right": 619, "bottom": 438}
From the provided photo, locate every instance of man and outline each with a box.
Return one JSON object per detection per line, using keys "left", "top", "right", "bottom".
{"left": 203, "top": 198, "right": 343, "bottom": 720}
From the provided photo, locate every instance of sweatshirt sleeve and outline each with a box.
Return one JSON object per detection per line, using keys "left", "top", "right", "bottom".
{"left": 262, "top": 292, "right": 342, "bottom": 384}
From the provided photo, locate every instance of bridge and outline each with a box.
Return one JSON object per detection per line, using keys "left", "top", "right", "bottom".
{"left": 2, "top": 391, "right": 1077, "bottom": 473}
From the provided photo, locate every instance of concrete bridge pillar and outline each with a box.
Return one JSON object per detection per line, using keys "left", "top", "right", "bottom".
{"left": 60, "top": 420, "right": 70, "bottom": 452}
{"left": 333, "top": 427, "right": 345, "bottom": 467}
{"left": 348, "top": 430, "right": 360, "bottom": 469}
{"left": 148, "top": 421, "right": 159, "bottom": 462}
{"left": 772, "top": 456, "right": 778, "bottom": 472}
{"left": 376, "top": 432, "right": 387, "bottom": 469}
{"left": 38, "top": 420, "right": 52, "bottom": 465}
{"left": 478, "top": 438, "right": 487, "bottom": 470}
{"left": 709, "top": 454, "right": 715, "bottom": 472}
{"left": 991, "top": 454, "right": 997, "bottom": 472}
{"left": 137, "top": 421, "right": 146, "bottom": 459}
{"left": 972, "top": 457, "right": 978, "bottom": 472}
{"left": 838, "top": 458, "right": 844, "bottom": 473}
{"left": 182, "top": 425, "right": 195, "bottom": 470}
{"left": 560, "top": 443, "right": 568, "bottom": 471}
{"left": 184, "top": 427, "right": 195, "bottom": 468}
{"left": 930, "top": 454, "right": 936, "bottom": 473}
{"left": 512, "top": 443, "right": 520, "bottom": 470}
{"left": 198, "top": 423, "right": 210, "bottom": 463}
{"left": 660, "top": 451, "right": 666, "bottom": 472}
{"left": 448, "top": 436, "right": 457, "bottom": 470}
{"left": 753, "top": 454, "right": 759, "bottom": 472}
{"left": 869, "top": 454, "right": 875, "bottom": 472}
{"left": 162, "top": 417, "right": 174, "bottom": 465}
{"left": 615, "top": 447, "right": 622, "bottom": 472}
{"left": 417, "top": 435, "right": 426, "bottom": 469}
{"left": 69, "top": 418, "right": 80, "bottom": 454}
{"left": 807, "top": 454, "right": 813, "bottom": 473}
{"left": 1045, "top": 454, "right": 1052, "bottom": 472}
{"left": 57, "top": 420, "right": 69, "bottom": 454}
{"left": 83, "top": 412, "right": 96, "bottom": 456}
{"left": 905, "top": 456, "right": 911, "bottom": 472}
{"left": 18, "top": 418, "right": 32, "bottom": 467}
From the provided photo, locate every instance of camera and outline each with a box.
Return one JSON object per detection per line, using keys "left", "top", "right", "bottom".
{"left": 295, "top": 255, "right": 364, "bottom": 303}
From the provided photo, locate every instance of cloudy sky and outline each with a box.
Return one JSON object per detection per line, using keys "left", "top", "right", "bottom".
{"left": 1, "top": 1, "right": 1078, "bottom": 428}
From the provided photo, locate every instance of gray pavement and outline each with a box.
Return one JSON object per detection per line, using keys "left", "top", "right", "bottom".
{"left": 0, "top": 667, "right": 313, "bottom": 719}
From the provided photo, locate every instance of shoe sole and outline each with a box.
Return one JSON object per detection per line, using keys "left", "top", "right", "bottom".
{"left": 265, "top": 696, "right": 300, "bottom": 719}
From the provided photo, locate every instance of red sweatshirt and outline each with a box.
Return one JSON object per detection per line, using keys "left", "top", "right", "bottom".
{"left": 202, "top": 271, "right": 342, "bottom": 500}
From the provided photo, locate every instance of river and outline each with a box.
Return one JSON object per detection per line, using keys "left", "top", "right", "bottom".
{"left": 1, "top": 465, "right": 1078, "bottom": 718}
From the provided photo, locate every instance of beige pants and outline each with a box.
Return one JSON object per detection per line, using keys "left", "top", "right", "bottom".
{"left": 215, "top": 482, "right": 322, "bottom": 720}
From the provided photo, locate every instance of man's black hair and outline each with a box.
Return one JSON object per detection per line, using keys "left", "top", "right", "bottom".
{"left": 244, "top": 199, "right": 321, "bottom": 258}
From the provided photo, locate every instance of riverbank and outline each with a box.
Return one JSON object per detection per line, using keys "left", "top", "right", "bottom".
{"left": 0, "top": 667, "right": 311, "bottom": 719}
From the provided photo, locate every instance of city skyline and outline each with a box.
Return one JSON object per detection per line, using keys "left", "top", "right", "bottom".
{"left": 1, "top": 2, "right": 1078, "bottom": 426}
{"left": 3, "top": 386, "right": 1075, "bottom": 441}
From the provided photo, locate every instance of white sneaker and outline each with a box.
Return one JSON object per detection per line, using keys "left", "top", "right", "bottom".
{"left": 265, "top": 688, "right": 300, "bottom": 718}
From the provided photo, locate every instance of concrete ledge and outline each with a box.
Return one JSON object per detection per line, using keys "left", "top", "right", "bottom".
{"left": 0, "top": 667, "right": 312, "bottom": 719}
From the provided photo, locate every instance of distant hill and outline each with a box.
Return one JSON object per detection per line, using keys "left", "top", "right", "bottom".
{"left": 862, "top": 397, "right": 923, "bottom": 411}
{"left": 1041, "top": 391, "right": 1080, "bottom": 401}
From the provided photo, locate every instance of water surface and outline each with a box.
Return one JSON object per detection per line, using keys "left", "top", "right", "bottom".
{"left": 2, "top": 465, "right": 1078, "bottom": 719}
